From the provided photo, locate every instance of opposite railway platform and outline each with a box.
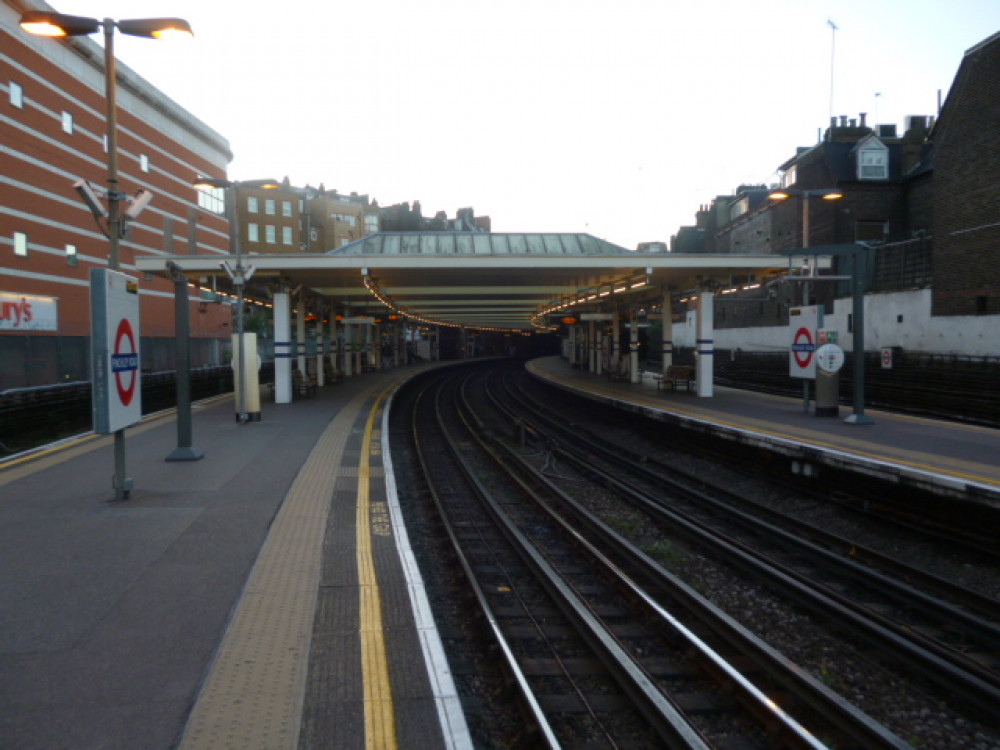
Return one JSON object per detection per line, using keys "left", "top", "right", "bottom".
{"left": 2, "top": 355, "right": 998, "bottom": 750}
{"left": 528, "top": 355, "right": 1000, "bottom": 506}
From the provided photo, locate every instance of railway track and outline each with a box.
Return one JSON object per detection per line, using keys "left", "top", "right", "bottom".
{"left": 399, "top": 363, "right": 915, "bottom": 748}
{"left": 499, "top": 366, "right": 1000, "bottom": 725}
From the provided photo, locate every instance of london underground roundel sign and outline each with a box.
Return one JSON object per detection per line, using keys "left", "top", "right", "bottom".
{"left": 91, "top": 268, "right": 142, "bottom": 433}
{"left": 788, "top": 306, "right": 819, "bottom": 378}
{"left": 113, "top": 317, "right": 139, "bottom": 406}
{"left": 792, "top": 326, "right": 814, "bottom": 369}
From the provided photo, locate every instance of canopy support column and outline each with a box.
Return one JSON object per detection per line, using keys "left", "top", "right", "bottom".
{"left": 273, "top": 292, "right": 292, "bottom": 403}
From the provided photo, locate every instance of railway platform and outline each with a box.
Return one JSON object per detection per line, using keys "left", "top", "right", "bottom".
{"left": 0, "top": 362, "right": 470, "bottom": 750}
{"left": 527, "top": 356, "right": 1000, "bottom": 506}
{"left": 4, "top": 355, "right": 996, "bottom": 750}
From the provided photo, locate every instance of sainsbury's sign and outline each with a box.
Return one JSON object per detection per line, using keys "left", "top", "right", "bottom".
{"left": 0, "top": 293, "right": 58, "bottom": 331}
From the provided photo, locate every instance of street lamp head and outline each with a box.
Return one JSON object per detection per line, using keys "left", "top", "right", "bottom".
{"left": 193, "top": 176, "right": 232, "bottom": 190}
{"left": 769, "top": 188, "right": 842, "bottom": 201}
{"left": 20, "top": 11, "right": 100, "bottom": 36}
{"left": 193, "top": 176, "right": 281, "bottom": 190}
{"left": 20, "top": 12, "right": 192, "bottom": 40}
{"left": 118, "top": 18, "right": 193, "bottom": 40}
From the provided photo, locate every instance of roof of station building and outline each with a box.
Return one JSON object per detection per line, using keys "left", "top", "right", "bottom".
{"left": 329, "top": 232, "right": 635, "bottom": 257}
{"left": 139, "top": 231, "right": 789, "bottom": 332}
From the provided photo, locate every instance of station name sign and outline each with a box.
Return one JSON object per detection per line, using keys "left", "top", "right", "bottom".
{"left": 91, "top": 269, "right": 142, "bottom": 434}
{"left": 0, "top": 292, "right": 58, "bottom": 331}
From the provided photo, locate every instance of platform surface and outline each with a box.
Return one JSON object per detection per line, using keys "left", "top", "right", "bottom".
{"left": 3, "top": 357, "right": 996, "bottom": 749}
{"left": 528, "top": 356, "right": 1000, "bottom": 500}
{"left": 0, "top": 364, "right": 468, "bottom": 750}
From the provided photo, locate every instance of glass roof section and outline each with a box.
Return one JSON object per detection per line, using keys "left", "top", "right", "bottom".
{"left": 328, "top": 232, "right": 635, "bottom": 257}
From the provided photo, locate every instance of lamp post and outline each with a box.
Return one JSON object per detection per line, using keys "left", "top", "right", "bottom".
{"left": 770, "top": 187, "right": 843, "bottom": 412}
{"left": 21, "top": 11, "right": 192, "bottom": 501}
{"left": 20, "top": 12, "right": 193, "bottom": 271}
{"left": 193, "top": 178, "right": 279, "bottom": 423}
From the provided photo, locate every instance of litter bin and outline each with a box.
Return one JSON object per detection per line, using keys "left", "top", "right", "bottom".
{"left": 814, "top": 343, "right": 845, "bottom": 417}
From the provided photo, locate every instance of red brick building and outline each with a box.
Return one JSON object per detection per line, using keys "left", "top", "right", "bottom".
{"left": 931, "top": 31, "right": 1000, "bottom": 316}
{"left": 1, "top": 1, "right": 232, "bottom": 388}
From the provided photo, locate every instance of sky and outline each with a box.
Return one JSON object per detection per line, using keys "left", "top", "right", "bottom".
{"left": 46, "top": 0, "right": 1000, "bottom": 250}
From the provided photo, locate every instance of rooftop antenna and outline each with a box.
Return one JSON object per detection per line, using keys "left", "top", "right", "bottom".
{"left": 874, "top": 92, "right": 882, "bottom": 128}
{"left": 827, "top": 19, "right": 839, "bottom": 138}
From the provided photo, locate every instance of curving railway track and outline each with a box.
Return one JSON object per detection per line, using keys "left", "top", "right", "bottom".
{"left": 496, "top": 366, "right": 1000, "bottom": 722}
{"left": 391, "top": 361, "right": 995, "bottom": 748}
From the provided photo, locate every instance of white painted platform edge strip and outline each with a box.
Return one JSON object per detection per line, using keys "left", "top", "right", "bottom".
{"left": 382, "top": 398, "right": 474, "bottom": 750}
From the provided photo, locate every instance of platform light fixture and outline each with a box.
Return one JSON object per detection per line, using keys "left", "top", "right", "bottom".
{"left": 21, "top": 11, "right": 192, "bottom": 271}
{"left": 193, "top": 177, "right": 279, "bottom": 424}
{"left": 21, "top": 9, "right": 192, "bottom": 502}
{"left": 770, "top": 187, "right": 859, "bottom": 419}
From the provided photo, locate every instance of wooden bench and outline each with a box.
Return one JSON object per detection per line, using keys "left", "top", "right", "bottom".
{"left": 292, "top": 369, "right": 317, "bottom": 397}
{"left": 606, "top": 358, "right": 630, "bottom": 382}
{"left": 654, "top": 365, "right": 695, "bottom": 392}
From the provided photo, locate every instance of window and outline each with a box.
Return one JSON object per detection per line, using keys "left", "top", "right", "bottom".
{"left": 333, "top": 213, "right": 357, "bottom": 227}
{"left": 780, "top": 165, "right": 797, "bottom": 188}
{"left": 247, "top": 196, "right": 259, "bottom": 213}
{"left": 9, "top": 81, "right": 23, "bottom": 108}
{"left": 61, "top": 111, "right": 73, "bottom": 134}
{"left": 364, "top": 214, "right": 379, "bottom": 233}
{"left": 140, "top": 154, "right": 149, "bottom": 172}
{"left": 14, "top": 232, "right": 28, "bottom": 257}
{"left": 281, "top": 201, "right": 292, "bottom": 217}
{"left": 197, "top": 186, "right": 225, "bottom": 214}
{"left": 858, "top": 148, "right": 888, "bottom": 179}
{"left": 282, "top": 226, "right": 293, "bottom": 245}
{"left": 66, "top": 243, "right": 77, "bottom": 266}
{"left": 247, "top": 223, "right": 259, "bottom": 242}
{"left": 265, "top": 225, "right": 276, "bottom": 243}
{"left": 265, "top": 199, "right": 276, "bottom": 215}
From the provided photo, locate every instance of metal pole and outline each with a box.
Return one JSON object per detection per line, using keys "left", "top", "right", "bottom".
{"left": 229, "top": 187, "right": 248, "bottom": 423}
{"left": 104, "top": 21, "right": 130, "bottom": 500}
{"left": 801, "top": 194, "right": 811, "bottom": 414}
{"left": 105, "top": 21, "right": 120, "bottom": 271}
{"left": 844, "top": 245, "right": 874, "bottom": 424}
{"left": 166, "top": 264, "right": 204, "bottom": 460}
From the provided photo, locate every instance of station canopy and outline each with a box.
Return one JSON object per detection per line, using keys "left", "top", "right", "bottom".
{"left": 137, "top": 232, "right": 788, "bottom": 331}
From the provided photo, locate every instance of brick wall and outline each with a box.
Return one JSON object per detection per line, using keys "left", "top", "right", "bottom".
{"left": 1, "top": 13, "right": 232, "bottom": 360}
{"left": 932, "top": 33, "right": 1000, "bottom": 316}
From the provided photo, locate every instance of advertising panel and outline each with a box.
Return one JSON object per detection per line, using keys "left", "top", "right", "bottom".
{"left": 0, "top": 292, "right": 58, "bottom": 331}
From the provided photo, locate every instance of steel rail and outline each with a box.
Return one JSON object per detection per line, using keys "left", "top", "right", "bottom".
{"left": 500, "top": 371, "right": 1000, "bottom": 724}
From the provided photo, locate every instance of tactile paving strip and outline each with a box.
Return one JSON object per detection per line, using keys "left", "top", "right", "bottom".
{"left": 178, "top": 394, "right": 366, "bottom": 749}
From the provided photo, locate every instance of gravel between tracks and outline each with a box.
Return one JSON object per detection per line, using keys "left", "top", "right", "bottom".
{"left": 532, "top": 381, "right": 1000, "bottom": 750}
{"left": 393, "top": 373, "right": 1000, "bottom": 749}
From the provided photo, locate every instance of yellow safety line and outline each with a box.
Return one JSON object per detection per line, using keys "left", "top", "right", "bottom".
{"left": 357, "top": 393, "right": 398, "bottom": 750}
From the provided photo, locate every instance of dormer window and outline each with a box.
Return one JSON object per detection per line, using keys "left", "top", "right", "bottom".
{"left": 856, "top": 137, "right": 889, "bottom": 180}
